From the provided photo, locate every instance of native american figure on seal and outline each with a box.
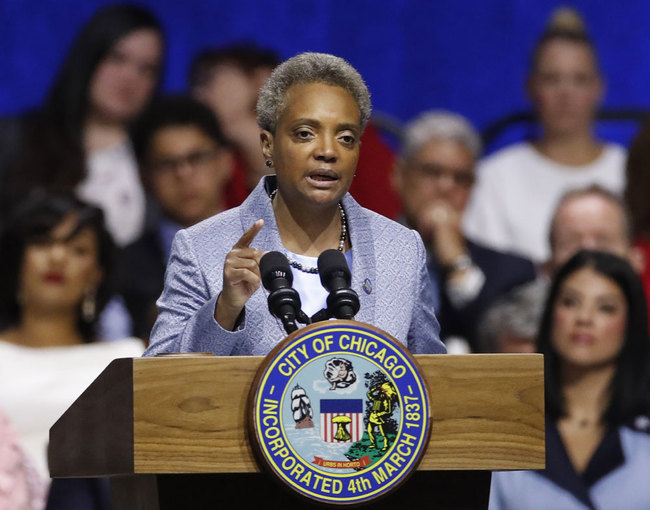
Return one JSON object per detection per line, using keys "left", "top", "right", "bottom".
{"left": 366, "top": 381, "right": 398, "bottom": 451}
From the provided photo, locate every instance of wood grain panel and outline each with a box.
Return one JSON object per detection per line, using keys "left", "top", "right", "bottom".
{"left": 418, "top": 354, "right": 544, "bottom": 470}
{"left": 132, "top": 354, "right": 544, "bottom": 474}
{"left": 133, "top": 356, "right": 258, "bottom": 473}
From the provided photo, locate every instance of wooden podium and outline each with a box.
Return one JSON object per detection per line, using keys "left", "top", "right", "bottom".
{"left": 49, "top": 354, "right": 544, "bottom": 509}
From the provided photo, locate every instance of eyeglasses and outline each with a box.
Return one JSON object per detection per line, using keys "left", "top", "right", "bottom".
{"left": 411, "top": 163, "right": 475, "bottom": 188}
{"left": 149, "top": 149, "right": 219, "bottom": 175}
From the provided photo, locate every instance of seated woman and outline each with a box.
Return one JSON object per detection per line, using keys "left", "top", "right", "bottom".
{"left": 145, "top": 52, "right": 444, "bottom": 356}
{"left": 1, "top": 5, "right": 165, "bottom": 247}
{"left": 464, "top": 8, "right": 626, "bottom": 264}
{"left": 489, "top": 250, "right": 650, "bottom": 509}
{"left": 0, "top": 194, "right": 144, "bottom": 484}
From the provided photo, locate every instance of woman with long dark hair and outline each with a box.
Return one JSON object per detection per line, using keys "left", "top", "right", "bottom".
{"left": 490, "top": 250, "right": 650, "bottom": 509}
{"left": 2, "top": 4, "right": 164, "bottom": 246}
{"left": 0, "top": 194, "right": 143, "bottom": 482}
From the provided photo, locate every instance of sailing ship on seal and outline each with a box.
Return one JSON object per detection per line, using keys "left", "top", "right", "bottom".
{"left": 291, "top": 384, "right": 314, "bottom": 429}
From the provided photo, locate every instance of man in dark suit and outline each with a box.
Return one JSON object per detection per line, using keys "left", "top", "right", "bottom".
{"left": 393, "top": 111, "right": 536, "bottom": 351}
{"left": 122, "top": 95, "right": 233, "bottom": 341}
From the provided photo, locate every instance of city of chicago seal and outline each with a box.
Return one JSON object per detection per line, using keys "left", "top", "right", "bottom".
{"left": 249, "top": 321, "right": 431, "bottom": 505}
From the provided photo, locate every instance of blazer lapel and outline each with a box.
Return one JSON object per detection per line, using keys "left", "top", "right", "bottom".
{"left": 241, "top": 178, "right": 376, "bottom": 327}
{"left": 343, "top": 194, "right": 376, "bottom": 325}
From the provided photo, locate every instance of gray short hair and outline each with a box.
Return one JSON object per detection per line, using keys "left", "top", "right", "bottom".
{"left": 478, "top": 280, "right": 548, "bottom": 353}
{"left": 256, "top": 52, "right": 372, "bottom": 133}
{"left": 401, "top": 110, "right": 482, "bottom": 161}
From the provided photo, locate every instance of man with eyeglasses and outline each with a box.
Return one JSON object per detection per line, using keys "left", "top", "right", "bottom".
{"left": 393, "top": 111, "right": 536, "bottom": 352}
{"left": 121, "top": 95, "right": 233, "bottom": 340}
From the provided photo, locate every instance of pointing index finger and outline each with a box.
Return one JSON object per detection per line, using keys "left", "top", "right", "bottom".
{"left": 233, "top": 219, "right": 264, "bottom": 249}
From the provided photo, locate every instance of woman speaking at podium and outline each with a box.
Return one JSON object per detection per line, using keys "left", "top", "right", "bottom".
{"left": 144, "top": 52, "right": 445, "bottom": 357}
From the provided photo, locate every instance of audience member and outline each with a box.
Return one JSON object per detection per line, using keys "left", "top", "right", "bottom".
{"left": 123, "top": 95, "right": 233, "bottom": 340}
{"left": 393, "top": 110, "right": 535, "bottom": 350}
{"left": 484, "top": 184, "right": 646, "bottom": 354}
{"left": 625, "top": 120, "right": 650, "bottom": 319}
{"left": 190, "top": 44, "right": 279, "bottom": 198}
{"left": 0, "top": 410, "right": 45, "bottom": 510}
{"left": 190, "top": 43, "right": 402, "bottom": 217}
{"left": 1, "top": 5, "right": 165, "bottom": 246}
{"left": 548, "top": 185, "right": 642, "bottom": 275}
{"left": 489, "top": 251, "right": 650, "bottom": 509}
{"left": 477, "top": 280, "right": 546, "bottom": 353}
{"left": 464, "top": 8, "right": 625, "bottom": 263}
{"left": 0, "top": 194, "right": 144, "bottom": 481}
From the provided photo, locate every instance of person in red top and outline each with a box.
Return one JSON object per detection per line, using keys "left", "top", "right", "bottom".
{"left": 625, "top": 120, "right": 650, "bottom": 320}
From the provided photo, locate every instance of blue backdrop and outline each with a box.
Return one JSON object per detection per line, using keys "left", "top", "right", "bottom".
{"left": 2, "top": 0, "right": 648, "bottom": 152}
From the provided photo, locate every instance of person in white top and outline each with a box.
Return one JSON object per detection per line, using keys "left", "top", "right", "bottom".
{"left": 463, "top": 8, "right": 626, "bottom": 264}
{"left": 0, "top": 195, "right": 144, "bottom": 481}
{"left": 3, "top": 5, "right": 165, "bottom": 246}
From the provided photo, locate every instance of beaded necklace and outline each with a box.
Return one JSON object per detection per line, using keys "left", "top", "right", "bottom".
{"left": 270, "top": 188, "right": 347, "bottom": 274}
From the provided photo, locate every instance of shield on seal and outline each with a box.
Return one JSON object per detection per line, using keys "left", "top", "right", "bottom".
{"left": 320, "top": 399, "right": 363, "bottom": 443}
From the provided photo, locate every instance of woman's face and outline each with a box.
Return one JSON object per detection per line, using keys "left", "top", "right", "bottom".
{"left": 261, "top": 82, "right": 361, "bottom": 209}
{"left": 88, "top": 28, "right": 162, "bottom": 124}
{"left": 20, "top": 215, "right": 103, "bottom": 314}
{"left": 552, "top": 267, "right": 627, "bottom": 369}
{"left": 528, "top": 39, "right": 602, "bottom": 137}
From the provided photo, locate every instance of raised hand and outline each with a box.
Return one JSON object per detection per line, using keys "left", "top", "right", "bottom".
{"left": 417, "top": 201, "right": 466, "bottom": 268}
{"left": 214, "top": 219, "right": 264, "bottom": 330}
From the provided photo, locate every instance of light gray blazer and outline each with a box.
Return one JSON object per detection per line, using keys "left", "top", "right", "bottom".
{"left": 144, "top": 177, "right": 445, "bottom": 357}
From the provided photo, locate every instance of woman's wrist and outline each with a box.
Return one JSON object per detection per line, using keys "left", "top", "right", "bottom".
{"left": 214, "top": 294, "right": 245, "bottom": 331}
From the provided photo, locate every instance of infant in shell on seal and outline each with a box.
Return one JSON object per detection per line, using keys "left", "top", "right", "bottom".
{"left": 324, "top": 358, "right": 357, "bottom": 390}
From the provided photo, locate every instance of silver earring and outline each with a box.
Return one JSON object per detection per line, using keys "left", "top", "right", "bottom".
{"left": 265, "top": 159, "right": 273, "bottom": 168}
{"left": 82, "top": 289, "right": 97, "bottom": 323}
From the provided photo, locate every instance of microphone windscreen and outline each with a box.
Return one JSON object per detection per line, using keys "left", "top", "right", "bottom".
{"left": 317, "top": 249, "right": 351, "bottom": 288}
{"left": 260, "top": 251, "right": 293, "bottom": 289}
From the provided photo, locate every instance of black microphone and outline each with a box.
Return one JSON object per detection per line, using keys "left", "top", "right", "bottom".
{"left": 260, "top": 251, "right": 306, "bottom": 334}
{"left": 317, "top": 249, "right": 360, "bottom": 320}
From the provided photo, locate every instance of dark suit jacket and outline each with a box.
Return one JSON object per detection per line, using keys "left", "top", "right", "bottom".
{"left": 119, "top": 200, "right": 168, "bottom": 341}
{"left": 432, "top": 239, "right": 536, "bottom": 351}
